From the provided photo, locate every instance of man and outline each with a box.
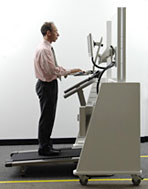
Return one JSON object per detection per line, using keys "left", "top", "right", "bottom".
{"left": 34, "top": 22, "right": 81, "bottom": 156}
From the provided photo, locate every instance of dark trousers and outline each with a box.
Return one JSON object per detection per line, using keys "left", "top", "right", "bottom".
{"left": 36, "top": 79, "right": 58, "bottom": 149}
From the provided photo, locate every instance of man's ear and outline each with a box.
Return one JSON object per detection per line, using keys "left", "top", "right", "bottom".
{"left": 47, "top": 30, "right": 51, "bottom": 36}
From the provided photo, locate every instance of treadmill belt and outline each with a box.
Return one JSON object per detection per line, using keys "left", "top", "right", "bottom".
{"left": 11, "top": 148, "right": 81, "bottom": 161}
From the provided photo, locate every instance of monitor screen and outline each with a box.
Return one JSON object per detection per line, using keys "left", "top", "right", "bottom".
{"left": 87, "top": 33, "right": 94, "bottom": 58}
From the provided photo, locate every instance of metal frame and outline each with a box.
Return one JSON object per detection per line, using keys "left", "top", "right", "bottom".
{"left": 117, "top": 7, "right": 126, "bottom": 82}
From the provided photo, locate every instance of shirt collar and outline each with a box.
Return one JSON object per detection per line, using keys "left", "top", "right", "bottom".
{"left": 43, "top": 39, "right": 51, "bottom": 47}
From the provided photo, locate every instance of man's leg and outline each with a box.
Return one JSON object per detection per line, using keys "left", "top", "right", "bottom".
{"left": 36, "top": 79, "right": 59, "bottom": 155}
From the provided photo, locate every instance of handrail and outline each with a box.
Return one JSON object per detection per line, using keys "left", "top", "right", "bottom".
{"left": 64, "top": 79, "right": 95, "bottom": 99}
{"left": 64, "top": 71, "right": 100, "bottom": 94}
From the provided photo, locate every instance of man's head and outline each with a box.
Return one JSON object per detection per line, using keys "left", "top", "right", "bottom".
{"left": 41, "top": 22, "right": 59, "bottom": 43}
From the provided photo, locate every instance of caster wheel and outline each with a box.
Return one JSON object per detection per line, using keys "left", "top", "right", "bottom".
{"left": 79, "top": 175, "right": 89, "bottom": 186}
{"left": 131, "top": 175, "right": 143, "bottom": 186}
{"left": 20, "top": 166, "right": 27, "bottom": 177}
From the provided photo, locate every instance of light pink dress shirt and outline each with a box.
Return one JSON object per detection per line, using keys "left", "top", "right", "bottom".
{"left": 34, "top": 40, "right": 70, "bottom": 82}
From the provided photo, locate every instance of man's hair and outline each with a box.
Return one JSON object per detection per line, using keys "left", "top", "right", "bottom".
{"left": 40, "top": 22, "right": 53, "bottom": 36}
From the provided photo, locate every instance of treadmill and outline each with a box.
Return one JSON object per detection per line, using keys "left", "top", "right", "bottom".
{"left": 5, "top": 71, "right": 98, "bottom": 175}
{"left": 5, "top": 69, "right": 113, "bottom": 174}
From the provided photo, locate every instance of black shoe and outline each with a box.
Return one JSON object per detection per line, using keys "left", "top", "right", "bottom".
{"left": 47, "top": 144, "right": 61, "bottom": 153}
{"left": 38, "top": 148, "right": 60, "bottom": 156}
{"left": 51, "top": 147, "right": 61, "bottom": 153}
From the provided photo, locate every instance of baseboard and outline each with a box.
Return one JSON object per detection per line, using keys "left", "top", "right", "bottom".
{"left": 0, "top": 138, "right": 76, "bottom": 146}
{"left": 0, "top": 137, "right": 147, "bottom": 145}
{"left": 141, "top": 136, "right": 148, "bottom": 143}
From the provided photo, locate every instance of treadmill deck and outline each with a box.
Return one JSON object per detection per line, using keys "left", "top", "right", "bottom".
{"left": 5, "top": 148, "right": 81, "bottom": 167}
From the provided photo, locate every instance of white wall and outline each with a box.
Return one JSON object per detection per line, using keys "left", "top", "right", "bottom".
{"left": 0, "top": 0, "right": 147, "bottom": 139}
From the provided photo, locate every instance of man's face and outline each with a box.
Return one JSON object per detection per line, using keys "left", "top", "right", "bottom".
{"left": 48, "top": 24, "right": 59, "bottom": 43}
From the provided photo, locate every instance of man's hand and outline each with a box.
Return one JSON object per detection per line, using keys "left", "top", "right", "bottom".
{"left": 64, "top": 68, "right": 83, "bottom": 78}
{"left": 70, "top": 68, "right": 82, "bottom": 74}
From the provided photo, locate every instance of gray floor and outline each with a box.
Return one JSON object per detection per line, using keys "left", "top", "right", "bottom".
{"left": 0, "top": 143, "right": 148, "bottom": 189}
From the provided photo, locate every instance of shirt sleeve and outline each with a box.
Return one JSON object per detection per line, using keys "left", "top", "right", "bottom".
{"left": 40, "top": 48, "right": 70, "bottom": 77}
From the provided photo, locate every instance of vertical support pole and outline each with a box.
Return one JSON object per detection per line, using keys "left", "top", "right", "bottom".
{"left": 106, "top": 21, "right": 112, "bottom": 80}
{"left": 117, "top": 7, "right": 126, "bottom": 82}
{"left": 77, "top": 89, "right": 86, "bottom": 106}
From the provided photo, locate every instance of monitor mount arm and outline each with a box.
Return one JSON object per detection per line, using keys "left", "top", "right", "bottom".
{"left": 91, "top": 37, "right": 116, "bottom": 93}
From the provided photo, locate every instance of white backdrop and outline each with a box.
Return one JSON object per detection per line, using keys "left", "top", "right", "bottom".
{"left": 0, "top": 0, "right": 148, "bottom": 139}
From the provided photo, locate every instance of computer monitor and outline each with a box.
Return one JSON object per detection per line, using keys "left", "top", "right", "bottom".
{"left": 87, "top": 33, "right": 94, "bottom": 58}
